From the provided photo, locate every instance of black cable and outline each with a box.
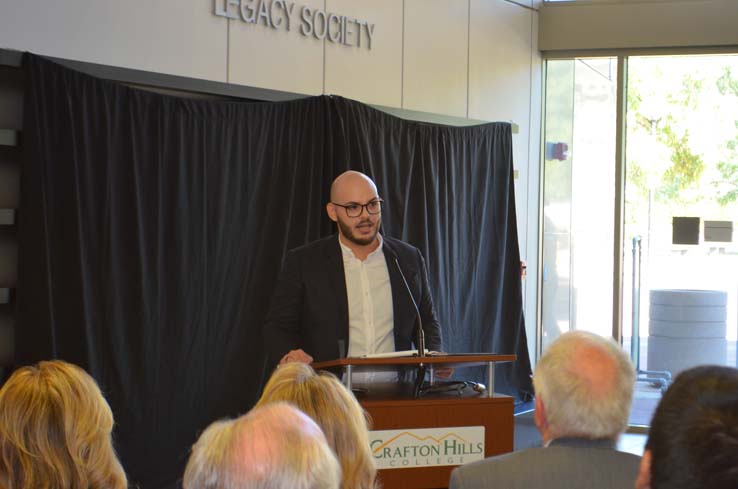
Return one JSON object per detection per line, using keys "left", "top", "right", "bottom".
{"left": 413, "top": 364, "right": 426, "bottom": 399}
{"left": 418, "top": 380, "right": 482, "bottom": 397}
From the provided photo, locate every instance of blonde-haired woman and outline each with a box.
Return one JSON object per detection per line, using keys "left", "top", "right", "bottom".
{"left": 0, "top": 360, "right": 127, "bottom": 489}
{"left": 257, "top": 363, "right": 378, "bottom": 489}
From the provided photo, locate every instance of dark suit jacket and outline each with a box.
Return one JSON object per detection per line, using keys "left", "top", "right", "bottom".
{"left": 263, "top": 234, "right": 442, "bottom": 369}
{"left": 449, "top": 437, "right": 641, "bottom": 489}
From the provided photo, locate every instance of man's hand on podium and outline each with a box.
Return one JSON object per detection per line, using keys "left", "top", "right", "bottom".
{"left": 280, "top": 349, "right": 314, "bottom": 365}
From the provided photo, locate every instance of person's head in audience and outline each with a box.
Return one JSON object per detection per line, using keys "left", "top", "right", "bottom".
{"left": 256, "top": 363, "right": 377, "bottom": 489}
{"left": 635, "top": 365, "right": 738, "bottom": 489}
{"left": 184, "top": 402, "right": 340, "bottom": 489}
{"left": 0, "top": 360, "right": 127, "bottom": 489}
{"left": 533, "top": 330, "right": 635, "bottom": 444}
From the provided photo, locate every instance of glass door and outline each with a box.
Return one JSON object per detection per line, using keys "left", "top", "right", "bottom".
{"left": 542, "top": 53, "right": 738, "bottom": 427}
{"left": 541, "top": 58, "right": 618, "bottom": 352}
{"left": 623, "top": 55, "right": 738, "bottom": 424}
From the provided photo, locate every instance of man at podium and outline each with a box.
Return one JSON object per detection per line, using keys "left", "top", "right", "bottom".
{"left": 264, "top": 170, "right": 443, "bottom": 370}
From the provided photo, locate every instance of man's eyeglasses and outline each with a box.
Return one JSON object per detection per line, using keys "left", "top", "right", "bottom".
{"left": 331, "top": 199, "right": 383, "bottom": 218}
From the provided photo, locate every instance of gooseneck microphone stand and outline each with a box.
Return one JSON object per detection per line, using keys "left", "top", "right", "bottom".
{"left": 393, "top": 258, "right": 426, "bottom": 398}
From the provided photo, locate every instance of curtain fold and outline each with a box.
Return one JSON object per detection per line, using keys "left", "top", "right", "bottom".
{"left": 19, "top": 53, "right": 532, "bottom": 489}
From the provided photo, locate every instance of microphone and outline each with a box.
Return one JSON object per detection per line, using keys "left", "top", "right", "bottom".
{"left": 393, "top": 258, "right": 425, "bottom": 358}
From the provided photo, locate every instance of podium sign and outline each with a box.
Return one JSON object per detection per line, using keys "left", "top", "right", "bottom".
{"left": 370, "top": 426, "right": 485, "bottom": 469}
{"left": 313, "top": 354, "right": 516, "bottom": 489}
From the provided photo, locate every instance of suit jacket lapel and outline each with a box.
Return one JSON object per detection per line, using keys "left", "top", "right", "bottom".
{"left": 323, "top": 235, "right": 349, "bottom": 353}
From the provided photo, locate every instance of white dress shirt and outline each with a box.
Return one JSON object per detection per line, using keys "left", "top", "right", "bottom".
{"left": 339, "top": 235, "right": 395, "bottom": 358}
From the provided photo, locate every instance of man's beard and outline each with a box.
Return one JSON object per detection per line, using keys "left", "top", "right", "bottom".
{"left": 337, "top": 217, "right": 380, "bottom": 246}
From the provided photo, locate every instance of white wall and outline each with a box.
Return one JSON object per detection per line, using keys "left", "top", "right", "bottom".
{"left": 0, "top": 0, "right": 228, "bottom": 82}
{"left": 403, "top": 0, "right": 469, "bottom": 117}
{"left": 0, "top": 0, "right": 542, "bottom": 360}
{"left": 325, "top": 0, "right": 403, "bottom": 106}
{"left": 540, "top": 0, "right": 738, "bottom": 52}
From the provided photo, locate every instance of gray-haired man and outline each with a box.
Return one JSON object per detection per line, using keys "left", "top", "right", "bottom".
{"left": 184, "top": 402, "right": 341, "bottom": 489}
{"left": 450, "top": 331, "right": 640, "bottom": 489}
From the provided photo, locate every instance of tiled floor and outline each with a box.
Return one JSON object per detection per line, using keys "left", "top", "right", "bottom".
{"left": 512, "top": 410, "right": 540, "bottom": 451}
{"left": 630, "top": 381, "right": 662, "bottom": 426}
{"left": 617, "top": 433, "right": 647, "bottom": 456}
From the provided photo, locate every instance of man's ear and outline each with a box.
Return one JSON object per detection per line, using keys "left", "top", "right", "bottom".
{"left": 635, "top": 449, "right": 652, "bottom": 489}
{"left": 326, "top": 202, "right": 338, "bottom": 223}
{"left": 534, "top": 394, "right": 546, "bottom": 434}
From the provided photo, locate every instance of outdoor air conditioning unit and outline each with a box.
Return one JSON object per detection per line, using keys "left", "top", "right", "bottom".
{"left": 704, "top": 220, "right": 733, "bottom": 243}
{"left": 672, "top": 216, "right": 699, "bottom": 245}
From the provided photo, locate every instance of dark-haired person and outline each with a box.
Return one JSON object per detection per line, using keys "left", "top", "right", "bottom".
{"left": 0, "top": 360, "right": 127, "bottom": 489}
{"left": 264, "top": 170, "right": 442, "bottom": 369}
{"left": 635, "top": 365, "right": 738, "bottom": 489}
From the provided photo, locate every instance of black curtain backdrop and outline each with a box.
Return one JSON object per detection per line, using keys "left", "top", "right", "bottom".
{"left": 19, "top": 54, "right": 533, "bottom": 489}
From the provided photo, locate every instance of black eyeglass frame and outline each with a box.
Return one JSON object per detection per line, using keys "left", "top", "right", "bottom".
{"left": 330, "top": 198, "right": 384, "bottom": 217}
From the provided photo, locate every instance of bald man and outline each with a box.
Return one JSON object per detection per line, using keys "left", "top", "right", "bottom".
{"left": 263, "top": 171, "right": 442, "bottom": 370}
{"left": 183, "top": 402, "right": 341, "bottom": 489}
{"left": 449, "top": 331, "right": 640, "bottom": 489}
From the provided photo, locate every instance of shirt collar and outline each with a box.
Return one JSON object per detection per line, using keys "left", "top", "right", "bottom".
{"left": 547, "top": 437, "right": 617, "bottom": 450}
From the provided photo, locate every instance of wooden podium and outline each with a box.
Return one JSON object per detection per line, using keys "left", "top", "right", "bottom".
{"left": 312, "top": 354, "right": 516, "bottom": 489}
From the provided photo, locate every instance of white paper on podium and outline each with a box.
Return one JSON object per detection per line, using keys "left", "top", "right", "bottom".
{"left": 358, "top": 349, "right": 431, "bottom": 359}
